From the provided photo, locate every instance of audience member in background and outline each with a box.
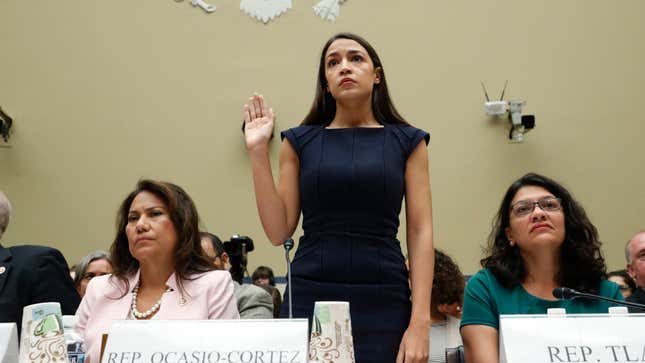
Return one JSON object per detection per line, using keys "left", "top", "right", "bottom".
{"left": 0, "top": 190, "right": 80, "bottom": 334}
{"left": 429, "top": 250, "right": 465, "bottom": 363}
{"left": 76, "top": 180, "right": 239, "bottom": 363}
{"left": 73, "top": 250, "right": 113, "bottom": 298}
{"left": 607, "top": 269, "right": 636, "bottom": 299}
{"left": 252, "top": 265, "right": 276, "bottom": 287}
{"left": 625, "top": 231, "right": 645, "bottom": 312}
{"left": 460, "top": 173, "right": 622, "bottom": 363}
{"left": 200, "top": 232, "right": 274, "bottom": 319}
{"left": 257, "top": 284, "right": 282, "bottom": 318}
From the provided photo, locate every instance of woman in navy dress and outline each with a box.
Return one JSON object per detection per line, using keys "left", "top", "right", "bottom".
{"left": 243, "top": 33, "right": 434, "bottom": 363}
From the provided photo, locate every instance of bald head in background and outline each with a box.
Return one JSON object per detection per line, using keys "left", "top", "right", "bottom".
{"left": 0, "top": 190, "right": 11, "bottom": 240}
{"left": 0, "top": 190, "right": 81, "bottom": 331}
{"left": 625, "top": 231, "right": 645, "bottom": 311}
{"left": 626, "top": 232, "right": 645, "bottom": 287}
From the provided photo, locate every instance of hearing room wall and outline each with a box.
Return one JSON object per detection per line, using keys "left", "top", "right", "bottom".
{"left": 0, "top": 0, "right": 643, "bottom": 275}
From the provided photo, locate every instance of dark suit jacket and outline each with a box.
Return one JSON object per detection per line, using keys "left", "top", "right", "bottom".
{"left": 626, "top": 288, "right": 645, "bottom": 313}
{"left": 0, "top": 244, "right": 81, "bottom": 332}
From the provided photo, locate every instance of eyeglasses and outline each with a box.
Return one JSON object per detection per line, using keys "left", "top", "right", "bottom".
{"left": 510, "top": 197, "right": 562, "bottom": 217}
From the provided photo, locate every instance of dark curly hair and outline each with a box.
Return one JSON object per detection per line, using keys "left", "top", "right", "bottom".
{"left": 607, "top": 269, "right": 636, "bottom": 295}
{"left": 481, "top": 173, "right": 607, "bottom": 294}
{"left": 110, "top": 180, "right": 214, "bottom": 297}
{"left": 432, "top": 249, "right": 465, "bottom": 308}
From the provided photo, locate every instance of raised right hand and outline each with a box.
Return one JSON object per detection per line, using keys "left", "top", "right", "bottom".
{"left": 243, "top": 93, "right": 275, "bottom": 152}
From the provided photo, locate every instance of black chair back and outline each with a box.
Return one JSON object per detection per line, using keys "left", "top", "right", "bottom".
{"left": 445, "top": 345, "right": 465, "bottom": 363}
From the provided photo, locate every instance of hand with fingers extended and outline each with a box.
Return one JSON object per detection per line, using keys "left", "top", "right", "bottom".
{"left": 243, "top": 93, "right": 275, "bottom": 152}
{"left": 396, "top": 321, "right": 430, "bottom": 363}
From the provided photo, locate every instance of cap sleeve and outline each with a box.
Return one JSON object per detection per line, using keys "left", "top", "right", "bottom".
{"left": 280, "top": 128, "right": 301, "bottom": 155}
{"left": 280, "top": 126, "right": 323, "bottom": 157}
{"left": 391, "top": 125, "right": 430, "bottom": 157}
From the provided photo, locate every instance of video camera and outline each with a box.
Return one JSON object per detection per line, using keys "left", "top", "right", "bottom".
{"left": 223, "top": 235, "right": 254, "bottom": 284}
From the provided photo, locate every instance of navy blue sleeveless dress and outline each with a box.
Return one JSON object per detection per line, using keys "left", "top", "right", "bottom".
{"left": 280, "top": 124, "right": 430, "bottom": 363}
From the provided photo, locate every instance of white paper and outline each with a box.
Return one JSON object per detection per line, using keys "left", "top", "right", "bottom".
{"left": 499, "top": 313, "right": 645, "bottom": 363}
{"left": 0, "top": 324, "right": 19, "bottom": 363}
{"left": 102, "top": 319, "right": 309, "bottom": 363}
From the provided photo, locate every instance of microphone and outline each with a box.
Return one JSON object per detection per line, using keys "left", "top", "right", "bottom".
{"left": 552, "top": 287, "right": 578, "bottom": 300}
{"left": 552, "top": 287, "right": 645, "bottom": 311}
{"left": 283, "top": 238, "right": 295, "bottom": 318}
{"left": 283, "top": 238, "right": 294, "bottom": 251}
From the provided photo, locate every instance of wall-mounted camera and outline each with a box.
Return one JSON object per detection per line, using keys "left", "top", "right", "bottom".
{"left": 0, "top": 107, "right": 12, "bottom": 144}
{"left": 223, "top": 235, "right": 254, "bottom": 284}
{"left": 482, "top": 81, "right": 536, "bottom": 142}
{"left": 507, "top": 100, "right": 535, "bottom": 142}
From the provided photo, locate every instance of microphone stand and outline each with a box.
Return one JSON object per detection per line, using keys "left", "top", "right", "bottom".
{"left": 283, "top": 238, "right": 295, "bottom": 318}
{"left": 553, "top": 287, "right": 645, "bottom": 311}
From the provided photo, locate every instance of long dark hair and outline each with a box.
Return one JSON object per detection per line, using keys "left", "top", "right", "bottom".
{"left": 110, "top": 180, "right": 214, "bottom": 296}
{"left": 301, "top": 32, "right": 408, "bottom": 126}
{"left": 482, "top": 173, "right": 607, "bottom": 294}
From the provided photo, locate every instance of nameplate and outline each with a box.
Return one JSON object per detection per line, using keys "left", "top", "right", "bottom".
{"left": 500, "top": 313, "right": 645, "bottom": 363}
{"left": 102, "top": 319, "right": 309, "bottom": 363}
{"left": 0, "top": 323, "right": 18, "bottom": 363}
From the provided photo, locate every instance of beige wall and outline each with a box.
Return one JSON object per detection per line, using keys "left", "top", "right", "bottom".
{"left": 0, "top": 0, "right": 643, "bottom": 275}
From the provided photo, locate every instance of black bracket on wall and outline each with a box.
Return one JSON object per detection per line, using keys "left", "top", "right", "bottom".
{"left": 0, "top": 107, "right": 13, "bottom": 142}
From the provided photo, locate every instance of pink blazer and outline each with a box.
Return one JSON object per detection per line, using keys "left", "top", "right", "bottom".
{"left": 76, "top": 269, "right": 239, "bottom": 363}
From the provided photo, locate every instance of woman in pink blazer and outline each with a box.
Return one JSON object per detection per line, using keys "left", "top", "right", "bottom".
{"left": 76, "top": 180, "right": 239, "bottom": 363}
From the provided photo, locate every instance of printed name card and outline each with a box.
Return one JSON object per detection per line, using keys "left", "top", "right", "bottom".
{"left": 500, "top": 313, "right": 645, "bottom": 363}
{"left": 0, "top": 323, "right": 18, "bottom": 363}
{"left": 102, "top": 319, "right": 309, "bottom": 363}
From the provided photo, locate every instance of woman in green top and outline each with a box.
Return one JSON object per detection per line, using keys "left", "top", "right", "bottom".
{"left": 460, "top": 173, "right": 622, "bottom": 363}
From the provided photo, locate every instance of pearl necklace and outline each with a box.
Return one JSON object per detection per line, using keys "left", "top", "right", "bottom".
{"left": 130, "top": 282, "right": 171, "bottom": 320}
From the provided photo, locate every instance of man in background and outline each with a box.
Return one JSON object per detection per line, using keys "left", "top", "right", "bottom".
{"left": 0, "top": 190, "right": 80, "bottom": 332}
{"left": 626, "top": 231, "right": 645, "bottom": 312}
{"left": 200, "top": 232, "right": 273, "bottom": 319}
